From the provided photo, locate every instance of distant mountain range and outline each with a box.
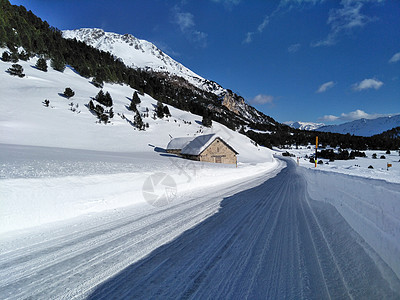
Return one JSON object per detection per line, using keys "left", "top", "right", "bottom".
{"left": 284, "top": 121, "right": 325, "bottom": 131}
{"left": 317, "top": 115, "right": 400, "bottom": 137}
{"left": 286, "top": 115, "right": 400, "bottom": 137}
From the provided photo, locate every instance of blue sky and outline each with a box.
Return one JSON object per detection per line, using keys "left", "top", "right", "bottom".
{"left": 10, "top": 0, "right": 400, "bottom": 124}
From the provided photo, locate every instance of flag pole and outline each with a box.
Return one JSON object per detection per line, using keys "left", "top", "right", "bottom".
{"left": 315, "top": 136, "right": 318, "bottom": 168}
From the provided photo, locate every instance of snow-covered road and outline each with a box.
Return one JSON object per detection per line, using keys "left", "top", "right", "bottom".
{"left": 1, "top": 159, "right": 399, "bottom": 299}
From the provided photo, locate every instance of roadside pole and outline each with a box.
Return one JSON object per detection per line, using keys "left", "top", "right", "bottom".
{"left": 315, "top": 136, "right": 318, "bottom": 168}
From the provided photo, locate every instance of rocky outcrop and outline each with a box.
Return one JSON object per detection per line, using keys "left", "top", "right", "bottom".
{"left": 222, "top": 91, "right": 245, "bottom": 115}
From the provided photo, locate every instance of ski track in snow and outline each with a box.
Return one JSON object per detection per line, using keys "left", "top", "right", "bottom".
{"left": 1, "top": 159, "right": 399, "bottom": 299}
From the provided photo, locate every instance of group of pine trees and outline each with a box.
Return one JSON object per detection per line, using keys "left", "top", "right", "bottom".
{"left": 87, "top": 90, "right": 114, "bottom": 124}
{"left": 155, "top": 101, "right": 171, "bottom": 119}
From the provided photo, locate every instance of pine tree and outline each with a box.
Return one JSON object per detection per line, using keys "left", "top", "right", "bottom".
{"left": 10, "top": 52, "right": 19, "bottom": 63}
{"left": 51, "top": 55, "right": 66, "bottom": 72}
{"left": 129, "top": 100, "right": 137, "bottom": 112}
{"left": 134, "top": 110, "right": 144, "bottom": 130}
{"left": 104, "top": 91, "right": 113, "bottom": 107}
{"left": 132, "top": 91, "right": 141, "bottom": 104}
{"left": 202, "top": 110, "right": 212, "bottom": 127}
{"left": 95, "top": 90, "right": 105, "bottom": 103}
{"left": 92, "top": 76, "right": 104, "bottom": 88}
{"left": 88, "top": 100, "right": 95, "bottom": 111}
{"left": 7, "top": 64, "right": 25, "bottom": 77}
{"left": 156, "top": 101, "right": 164, "bottom": 118}
{"left": 163, "top": 105, "right": 171, "bottom": 117}
{"left": 35, "top": 57, "right": 47, "bottom": 72}
{"left": 1, "top": 51, "right": 10, "bottom": 62}
{"left": 64, "top": 87, "right": 75, "bottom": 99}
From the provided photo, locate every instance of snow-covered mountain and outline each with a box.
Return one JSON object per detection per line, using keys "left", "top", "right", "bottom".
{"left": 317, "top": 115, "right": 400, "bottom": 137}
{"left": 62, "top": 28, "right": 275, "bottom": 126}
{"left": 285, "top": 121, "right": 325, "bottom": 131}
{"left": 62, "top": 28, "right": 225, "bottom": 96}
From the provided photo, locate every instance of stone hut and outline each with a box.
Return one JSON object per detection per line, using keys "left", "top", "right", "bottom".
{"left": 177, "top": 134, "right": 238, "bottom": 164}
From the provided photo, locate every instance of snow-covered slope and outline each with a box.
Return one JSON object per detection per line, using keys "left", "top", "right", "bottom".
{"left": 285, "top": 121, "right": 325, "bottom": 131}
{"left": 317, "top": 115, "right": 400, "bottom": 137}
{"left": 0, "top": 52, "right": 276, "bottom": 233}
{"left": 62, "top": 28, "right": 225, "bottom": 96}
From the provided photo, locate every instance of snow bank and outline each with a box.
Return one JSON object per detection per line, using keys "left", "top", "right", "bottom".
{"left": 301, "top": 167, "right": 400, "bottom": 279}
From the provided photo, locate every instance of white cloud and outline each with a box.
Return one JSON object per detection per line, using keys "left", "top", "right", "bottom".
{"left": 319, "top": 114, "right": 339, "bottom": 122}
{"left": 352, "top": 78, "right": 383, "bottom": 91}
{"left": 312, "top": 0, "right": 377, "bottom": 47}
{"left": 340, "top": 109, "right": 371, "bottom": 120}
{"left": 288, "top": 43, "right": 301, "bottom": 53}
{"left": 251, "top": 94, "right": 275, "bottom": 104}
{"left": 172, "top": 7, "right": 207, "bottom": 47}
{"left": 175, "top": 11, "right": 194, "bottom": 32}
{"left": 318, "top": 109, "right": 393, "bottom": 123}
{"left": 389, "top": 52, "right": 400, "bottom": 63}
{"left": 316, "top": 81, "right": 335, "bottom": 93}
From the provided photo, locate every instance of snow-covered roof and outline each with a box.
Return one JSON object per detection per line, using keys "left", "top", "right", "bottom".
{"left": 181, "top": 134, "right": 216, "bottom": 155}
{"left": 166, "top": 137, "right": 194, "bottom": 150}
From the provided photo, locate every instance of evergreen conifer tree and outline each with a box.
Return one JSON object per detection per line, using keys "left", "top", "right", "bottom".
{"left": 92, "top": 76, "right": 104, "bottom": 88}
{"left": 88, "top": 100, "right": 95, "bottom": 111}
{"left": 51, "top": 56, "right": 66, "bottom": 72}
{"left": 163, "top": 105, "right": 171, "bottom": 117}
{"left": 35, "top": 57, "right": 47, "bottom": 72}
{"left": 95, "top": 90, "right": 105, "bottom": 103}
{"left": 156, "top": 101, "right": 164, "bottom": 118}
{"left": 202, "top": 110, "right": 212, "bottom": 127}
{"left": 104, "top": 91, "right": 113, "bottom": 107}
{"left": 64, "top": 87, "right": 75, "bottom": 99}
{"left": 7, "top": 64, "right": 25, "bottom": 77}
{"left": 132, "top": 91, "right": 141, "bottom": 104}
{"left": 1, "top": 51, "right": 10, "bottom": 62}
{"left": 129, "top": 100, "right": 137, "bottom": 112}
{"left": 134, "top": 111, "right": 144, "bottom": 130}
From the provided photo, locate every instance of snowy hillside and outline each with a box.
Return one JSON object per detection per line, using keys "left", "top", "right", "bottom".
{"left": 285, "top": 121, "right": 324, "bottom": 131}
{"left": 317, "top": 115, "right": 400, "bottom": 137}
{"left": 62, "top": 28, "right": 225, "bottom": 96}
{"left": 0, "top": 51, "right": 275, "bottom": 233}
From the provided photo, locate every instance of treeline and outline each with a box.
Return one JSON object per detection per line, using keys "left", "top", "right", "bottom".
{"left": 246, "top": 127, "right": 400, "bottom": 150}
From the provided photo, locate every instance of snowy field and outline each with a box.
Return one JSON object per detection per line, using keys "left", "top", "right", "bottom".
{"left": 279, "top": 146, "right": 400, "bottom": 183}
